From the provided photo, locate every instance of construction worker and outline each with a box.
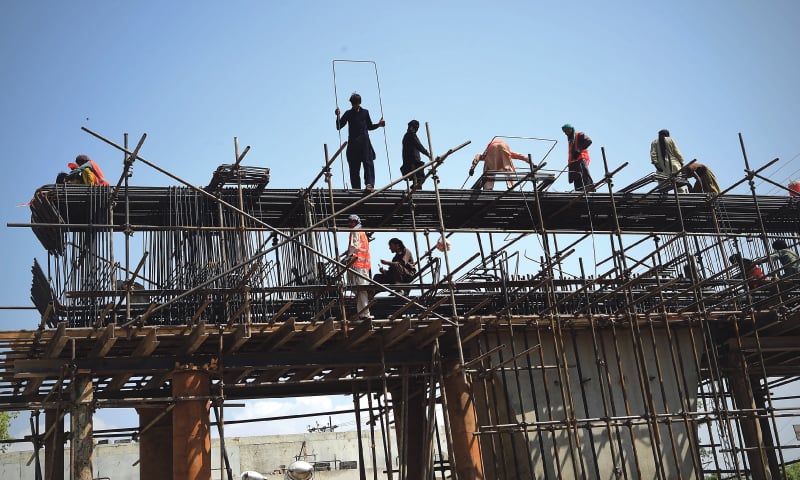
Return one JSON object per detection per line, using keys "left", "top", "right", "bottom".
{"left": 469, "top": 138, "right": 530, "bottom": 190}
{"left": 374, "top": 238, "right": 416, "bottom": 285}
{"left": 344, "top": 214, "right": 372, "bottom": 320}
{"left": 400, "top": 120, "right": 430, "bottom": 189}
{"left": 683, "top": 162, "right": 720, "bottom": 194}
{"left": 562, "top": 123, "right": 594, "bottom": 192}
{"left": 335, "top": 93, "right": 385, "bottom": 193}
{"left": 770, "top": 239, "right": 800, "bottom": 279}
{"left": 66, "top": 154, "right": 109, "bottom": 186}
{"left": 729, "top": 253, "right": 769, "bottom": 290}
{"left": 650, "top": 129, "right": 688, "bottom": 193}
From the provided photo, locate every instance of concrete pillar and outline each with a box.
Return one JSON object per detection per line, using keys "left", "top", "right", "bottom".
{"left": 44, "top": 409, "right": 64, "bottom": 480}
{"left": 71, "top": 374, "right": 93, "bottom": 480}
{"left": 136, "top": 407, "right": 173, "bottom": 480}
{"left": 443, "top": 367, "right": 484, "bottom": 480}
{"left": 172, "top": 367, "right": 211, "bottom": 480}
{"left": 390, "top": 380, "right": 428, "bottom": 480}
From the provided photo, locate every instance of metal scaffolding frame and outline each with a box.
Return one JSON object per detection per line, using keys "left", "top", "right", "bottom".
{"left": 4, "top": 127, "right": 800, "bottom": 479}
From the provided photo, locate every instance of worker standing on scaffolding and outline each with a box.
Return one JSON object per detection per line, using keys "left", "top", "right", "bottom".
{"left": 344, "top": 214, "right": 373, "bottom": 320}
{"left": 562, "top": 123, "right": 595, "bottom": 192}
{"left": 469, "top": 138, "right": 530, "bottom": 190}
{"left": 335, "top": 92, "right": 385, "bottom": 194}
{"left": 401, "top": 120, "right": 430, "bottom": 189}
{"left": 650, "top": 129, "right": 688, "bottom": 193}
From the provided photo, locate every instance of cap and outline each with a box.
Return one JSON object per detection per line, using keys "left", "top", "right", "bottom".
{"left": 561, "top": 123, "right": 573, "bottom": 132}
{"left": 75, "top": 154, "right": 91, "bottom": 165}
{"left": 347, "top": 214, "right": 361, "bottom": 223}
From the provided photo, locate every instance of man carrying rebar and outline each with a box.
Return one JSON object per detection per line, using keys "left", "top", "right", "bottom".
{"left": 469, "top": 138, "right": 530, "bottom": 190}
{"left": 562, "top": 123, "right": 595, "bottom": 192}
{"left": 335, "top": 92, "right": 385, "bottom": 193}
{"left": 344, "top": 214, "right": 372, "bottom": 320}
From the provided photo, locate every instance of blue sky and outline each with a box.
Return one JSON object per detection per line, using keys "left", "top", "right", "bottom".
{"left": 2, "top": 0, "right": 800, "bottom": 448}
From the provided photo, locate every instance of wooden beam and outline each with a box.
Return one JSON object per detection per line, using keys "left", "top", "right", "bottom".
{"left": 226, "top": 300, "right": 250, "bottom": 326}
{"left": 90, "top": 324, "right": 117, "bottom": 358}
{"left": 345, "top": 319, "right": 375, "bottom": 348}
{"left": 308, "top": 318, "right": 336, "bottom": 351}
{"left": 226, "top": 324, "right": 250, "bottom": 354}
{"left": 384, "top": 318, "right": 412, "bottom": 349}
{"left": 259, "top": 318, "right": 296, "bottom": 351}
{"left": 269, "top": 301, "right": 294, "bottom": 325}
{"left": 43, "top": 323, "right": 69, "bottom": 358}
{"left": 106, "top": 330, "right": 160, "bottom": 392}
{"left": 93, "top": 302, "right": 115, "bottom": 329}
{"left": 409, "top": 319, "right": 444, "bottom": 349}
{"left": 190, "top": 297, "right": 213, "bottom": 325}
{"left": 181, "top": 321, "right": 208, "bottom": 355}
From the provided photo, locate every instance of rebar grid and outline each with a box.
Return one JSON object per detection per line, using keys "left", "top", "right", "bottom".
{"left": 9, "top": 129, "right": 800, "bottom": 479}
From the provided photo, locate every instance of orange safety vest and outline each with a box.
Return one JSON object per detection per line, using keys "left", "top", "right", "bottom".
{"left": 67, "top": 160, "right": 109, "bottom": 186}
{"left": 568, "top": 132, "right": 590, "bottom": 165}
{"left": 351, "top": 231, "right": 371, "bottom": 270}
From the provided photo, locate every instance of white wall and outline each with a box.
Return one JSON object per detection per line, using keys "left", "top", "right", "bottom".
{"left": 0, "top": 430, "right": 397, "bottom": 480}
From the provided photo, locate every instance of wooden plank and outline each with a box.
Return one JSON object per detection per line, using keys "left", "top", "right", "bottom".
{"left": 226, "top": 324, "right": 250, "bottom": 354}
{"left": 106, "top": 330, "right": 160, "bottom": 392}
{"left": 308, "top": 318, "right": 337, "bottom": 351}
{"left": 90, "top": 324, "right": 117, "bottom": 358}
{"left": 259, "top": 318, "right": 297, "bottom": 351}
{"left": 410, "top": 319, "right": 444, "bottom": 349}
{"left": 345, "top": 319, "right": 375, "bottom": 348}
{"left": 384, "top": 318, "right": 412, "bottom": 349}
{"left": 181, "top": 321, "right": 208, "bottom": 355}
{"left": 43, "top": 323, "right": 69, "bottom": 358}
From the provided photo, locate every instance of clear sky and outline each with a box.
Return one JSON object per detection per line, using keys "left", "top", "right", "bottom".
{"left": 1, "top": 0, "right": 799, "bottom": 449}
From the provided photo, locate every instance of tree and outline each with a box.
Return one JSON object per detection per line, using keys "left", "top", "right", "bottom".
{"left": 0, "top": 411, "right": 19, "bottom": 453}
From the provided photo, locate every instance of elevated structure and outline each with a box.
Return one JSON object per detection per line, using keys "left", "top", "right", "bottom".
{"left": 4, "top": 129, "right": 800, "bottom": 479}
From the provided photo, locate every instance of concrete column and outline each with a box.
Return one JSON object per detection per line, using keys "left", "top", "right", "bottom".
{"left": 443, "top": 367, "right": 484, "bottom": 480}
{"left": 136, "top": 407, "right": 173, "bottom": 480}
{"left": 390, "top": 380, "right": 428, "bottom": 480}
{"left": 172, "top": 367, "right": 211, "bottom": 480}
{"left": 44, "top": 409, "right": 64, "bottom": 480}
{"left": 71, "top": 374, "right": 93, "bottom": 480}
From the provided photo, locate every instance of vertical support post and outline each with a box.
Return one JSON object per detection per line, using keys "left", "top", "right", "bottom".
{"left": 44, "top": 410, "right": 64, "bottom": 480}
{"left": 390, "top": 379, "right": 427, "bottom": 480}
{"left": 172, "top": 367, "right": 211, "bottom": 480}
{"left": 727, "top": 364, "right": 771, "bottom": 480}
{"left": 137, "top": 407, "right": 173, "bottom": 480}
{"left": 443, "top": 363, "right": 484, "bottom": 480}
{"left": 71, "top": 374, "right": 93, "bottom": 480}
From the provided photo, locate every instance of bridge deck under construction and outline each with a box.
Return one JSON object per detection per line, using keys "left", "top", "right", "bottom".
{"left": 5, "top": 133, "right": 800, "bottom": 479}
